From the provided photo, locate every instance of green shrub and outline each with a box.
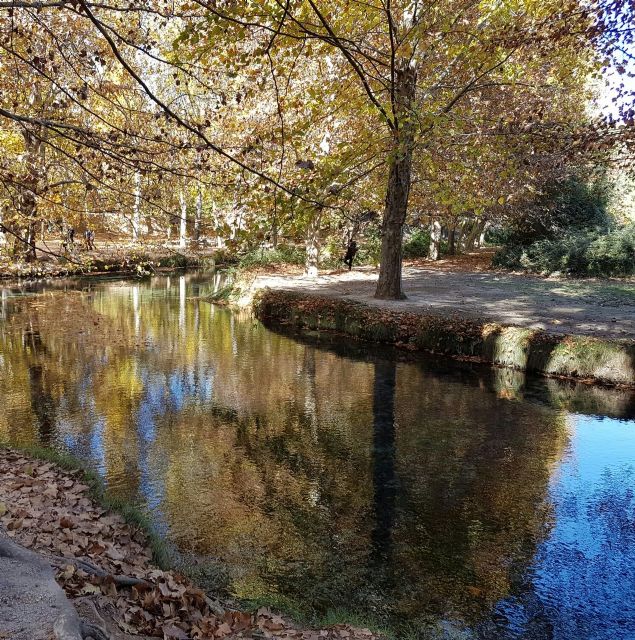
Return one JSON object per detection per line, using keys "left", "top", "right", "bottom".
{"left": 586, "top": 224, "right": 635, "bottom": 276}
{"left": 355, "top": 229, "right": 382, "bottom": 266}
{"left": 493, "top": 224, "right": 635, "bottom": 276}
{"left": 239, "top": 244, "right": 305, "bottom": 268}
{"left": 403, "top": 228, "right": 430, "bottom": 258}
{"left": 492, "top": 175, "right": 635, "bottom": 276}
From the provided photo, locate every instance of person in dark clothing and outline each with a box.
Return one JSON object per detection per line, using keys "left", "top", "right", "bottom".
{"left": 84, "top": 228, "right": 95, "bottom": 250}
{"left": 343, "top": 239, "right": 358, "bottom": 270}
{"left": 67, "top": 226, "right": 75, "bottom": 245}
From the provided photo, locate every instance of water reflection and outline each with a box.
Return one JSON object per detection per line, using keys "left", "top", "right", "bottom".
{"left": 0, "top": 273, "right": 634, "bottom": 639}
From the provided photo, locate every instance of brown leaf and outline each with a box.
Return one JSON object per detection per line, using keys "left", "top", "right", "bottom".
{"left": 162, "top": 623, "right": 189, "bottom": 639}
{"left": 215, "top": 622, "right": 232, "bottom": 637}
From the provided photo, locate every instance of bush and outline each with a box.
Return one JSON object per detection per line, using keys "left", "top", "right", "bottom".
{"left": 586, "top": 224, "right": 635, "bottom": 276}
{"left": 355, "top": 228, "right": 382, "bottom": 266}
{"left": 403, "top": 228, "right": 430, "bottom": 258}
{"left": 493, "top": 223, "right": 635, "bottom": 276}
{"left": 238, "top": 244, "right": 305, "bottom": 268}
{"left": 503, "top": 176, "right": 612, "bottom": 247}
{"left": 492, "top": 175, "right": 635, "bottom": 277}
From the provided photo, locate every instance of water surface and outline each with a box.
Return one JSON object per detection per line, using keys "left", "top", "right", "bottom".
{"left": 0, "top": 273, "right": 634, "bottom": 639}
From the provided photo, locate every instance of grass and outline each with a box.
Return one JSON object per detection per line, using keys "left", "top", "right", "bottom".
{"left": 240, "top": 595, "right": 396, "bottom": 640}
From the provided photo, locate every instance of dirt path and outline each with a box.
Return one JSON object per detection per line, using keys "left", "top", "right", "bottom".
{"left": 252, "top": 263, "right": 635, "bottom": 340}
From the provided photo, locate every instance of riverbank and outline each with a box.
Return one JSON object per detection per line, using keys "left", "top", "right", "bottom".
{"left": 0, "top": 242, "right": 233, "bottom": 280}
{"left": 247, "top": 268, "right": 635, "bottom": 387}
{"left": 0, "top": 446, "right": 384, "bottom": 640}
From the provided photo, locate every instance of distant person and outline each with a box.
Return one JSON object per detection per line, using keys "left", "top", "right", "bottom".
{"left": 84, "top": 228, "right": 95, "bottom": 250}
{"left": 67, "top": 226, "right": 75, "bottom": 245}
{"left": 343, "top": 239, "right": 358, "bottom": 270}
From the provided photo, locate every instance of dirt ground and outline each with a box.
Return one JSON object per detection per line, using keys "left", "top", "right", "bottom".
{"left": 252, "top": 250, "right": 635, "bottom": 340}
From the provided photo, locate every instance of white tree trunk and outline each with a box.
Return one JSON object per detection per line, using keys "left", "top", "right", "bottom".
{"left": 478, "top": 221, "right": 489, "bottom": 248}
{"left": 429, "top": 220, "right": 442, "bottom": 260}
{"left": 132, "top": 170, "right": 141, "bottom": 242}
{"left": 194, "top": 188, "right": 202, "bottom": 243}
{"left": 305, "top": 209, "right": 322, "bottom": 277}
{"left": 179, "top": 191, "right": 187, "bottom": 249}
{"left": 0, "top": 210, "right": 6, "bottom": 247}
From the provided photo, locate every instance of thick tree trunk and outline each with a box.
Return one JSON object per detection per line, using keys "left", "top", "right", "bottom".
{"left": 271, "top": 221, "right": 279, "bottom": 249}
{"left": 448, "top": 225, "right": 457, "bottom": 255}
{"left": 429, "top": 219, "right": 442, "bottom": 260}
{"left": 375, "top": 65, "right": 417, "bottom": 300}
{"left": 23, "top": 215, "right": 37, "bottom": 262}
{"left": 305, "top": 208, "right": 322, "bottom": 277}
{"left": 179, "top": 191, "right": 187, "bottom": 249}
{"left": 463, "top": 219, "right": 486, "bottom": 251}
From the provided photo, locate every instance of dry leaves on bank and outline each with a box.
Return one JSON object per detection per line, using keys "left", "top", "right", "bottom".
{"left": 0, "top": 450, "right": 381, "bottom": 640}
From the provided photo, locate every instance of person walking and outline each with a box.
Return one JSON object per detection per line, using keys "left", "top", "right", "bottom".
{"left": 343, "top": 239, "right": 358, "bottom": 270}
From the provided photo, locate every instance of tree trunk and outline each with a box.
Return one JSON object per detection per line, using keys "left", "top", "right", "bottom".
{"left": 19, "top": 129, "right": 44, "bottom": 263}
{"left": 448, "top": 225, "right": 457, "bottom": 256}
{"left": 305, "top": 208, "right": 322, "bottom": 277}
{"left": 375, "top": 65, "right": 417, "bottom": 300}
{"left": 179, "top": 191, "right": 187, "bottom": 249}
{"left": 271, "top": 221, "right": 279, "bottom": 249}
{"left": 23, "top": 216, "right": 37, "bottom": 262}
{"left": 132, "top": 170, "right": 141, "bottom": 242}
{"left": 464, "top": 219, "right": 486, "bottom": 251}
{"left": 194, "top": 188, "right": 202, "bottom": 243}
{"left": 429, "top": 219, "right": 442, "bottom": 260}
{"left": 477, "top": 221, "right": 489, "bottom": 248}
{"left": 0, "top": 209, "right": 6, "bottom": 250}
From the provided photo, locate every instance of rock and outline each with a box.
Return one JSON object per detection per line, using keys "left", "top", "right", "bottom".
{"left": 0, "top": 531, "right": 83, "bottom": 640}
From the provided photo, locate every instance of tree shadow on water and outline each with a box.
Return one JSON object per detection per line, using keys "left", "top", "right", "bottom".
{"left": 370, "top": 360, "right": 397, "bottom": 591}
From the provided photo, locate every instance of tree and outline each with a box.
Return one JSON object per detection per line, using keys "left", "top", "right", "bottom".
{"left": 176, "top": 0, "right": 632, "bottom": 297}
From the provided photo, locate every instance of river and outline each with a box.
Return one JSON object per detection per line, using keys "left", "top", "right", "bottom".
{"left": 0, "top": 272, "right": 634, "bottom": 639}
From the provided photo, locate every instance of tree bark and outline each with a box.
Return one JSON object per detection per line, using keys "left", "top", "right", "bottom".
{"left": 19, "top": 129, "right": 44, "bottom": 263}
{"left": 305, "top": 208, "right": 322, "bottom": 277}
{"left": 429, "top": 219, "right": 442, "bottom": 260}
{"left": 375, "top": 65, "right": 417, "bottom": 300}
{"left": 132, "top": 170, "right": 141, "bottom": 242}
{"left": 448, "top": 225, "right": 457, "bottom": 255}
{"left": 179, "top": 191, "right": 187, "bottom": 249}
{"left": 194, "top": 188, "right": 202, "bottom": 243}
{"left": 477, "top": 221, "right": 489, "bottom": 248}
{"left": 463, "top": 219, "right": 486, "bottom": 251}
